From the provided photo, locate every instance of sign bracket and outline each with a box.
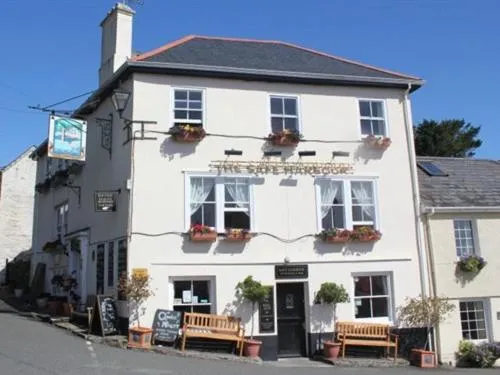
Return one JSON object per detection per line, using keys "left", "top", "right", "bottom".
{"left": 122, "top": 120, "right": 158, "bottom": 145}
{"left": 96, "top": 114, "right": 113, "bottom": 159}
{"left": 63, "top": 183, "right": 81, "bottom": 207}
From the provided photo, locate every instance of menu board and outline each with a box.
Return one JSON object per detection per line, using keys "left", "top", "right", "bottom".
{"left": 152, "top": 309, "right": 182, "bottom": 343}
{"left": 259, "top": 286, "right": 275, "bottom": 333}
{"left": 91, "top": 295, "right": 118, "bottom": 336}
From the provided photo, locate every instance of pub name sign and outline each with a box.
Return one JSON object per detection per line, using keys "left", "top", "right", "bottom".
{"left": 209, "top": 161, "right": 353, "bottom": 175}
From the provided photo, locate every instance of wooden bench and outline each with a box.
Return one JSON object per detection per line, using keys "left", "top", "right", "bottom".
{"left": 336, "top": 321, "right": 398, "bottom": 360}
{"left": 181, "top": 312, "right": 245, "bottom": 356}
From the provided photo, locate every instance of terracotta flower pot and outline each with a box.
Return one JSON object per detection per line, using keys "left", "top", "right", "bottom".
{"left": 324, "top": 236, "right": 349, "bottom": 244}
{"left": 323, "top": 341, "right": 341, "bottom": 358}
{"left": 62, "top": 302, "right": 74, "bottom": 316}
{"left": 244, "top": 339, "right": 262, "bottom": 357}
{"left": 128, "top": 327, "right": 153, "bottom": 349}
{"left": 271, "top": 136, "right": 299, "bottom": 146}
{"left": 190, "top": 232, "right": 217, "bottom": 242}
{"left": 47, "top": 300, "right": 61, "bottom": 315}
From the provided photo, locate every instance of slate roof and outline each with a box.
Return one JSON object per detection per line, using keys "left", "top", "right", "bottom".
{"left": 417, "top": 156, "right": 500, "bottom": 208}
{"left": 133, "top": 35, "right": 421, "bottom": 82}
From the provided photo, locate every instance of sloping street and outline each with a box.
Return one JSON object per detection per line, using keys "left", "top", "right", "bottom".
{"left": 0, "top": 300, "right": 490, "bottom": 375}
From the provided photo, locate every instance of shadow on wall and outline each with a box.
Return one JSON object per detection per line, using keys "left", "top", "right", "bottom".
{"left": 454, "top": 265, "right": 478, "bottom": 287}
{"left": 181, "top": 237, "right": 213, "bottom": 254}
{"left": 309, "top": 303, "right": 336, "bottom": 354}
{"left": 314, "top": 239, "right": 345, "bottom": 255}
{"left": 353, "top": 144, "right": 384, "bottom": 165}
{"left": 260, "top": 143, "right": 295, "bottom": 160}
{"left": 222, "top": 295, "right": 254, "bottom": 333}
{"left": 342, "top": 243, "right": 375, "bottom": 256}
{"left": 214, "top": 240, "right": 246, "bottom": 255}
{"left": 160, "top": 137, "right": 198, "bottom": 159}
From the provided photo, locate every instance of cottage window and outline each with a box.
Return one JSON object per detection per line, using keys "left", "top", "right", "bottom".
{"left": 354, "top": 275, "right": 391, "bottom": 320}
{"left": 454, "top": 220, "right": 475, "bottom": 257}
{"left": 187, "top": 176, "right": 253, "bottom": 232}
{"left": 316, "top": 179, "right": 377, "bottom": 230}
{"left": 270, "top": 95, "right": 299, "bottom": 133}
{"left": 460, "top": 301, "right": 488, "bottom": 341}
{"left": 107, "top": 241, "right": 114, "bottom": 287}
{"left": 173, "top": 279, "right": 212, "bottom": 314}
{"left": 55, "top": 203, "right": 69, "bottom": 240}
{"left": 96, "top": 244, "right": 105, "bottom": 295}
{"left": 173, "top": 89, "right": 203, "bottom": 126}
{"left": 359, "top": 100, "right": 387, "bottom": 136}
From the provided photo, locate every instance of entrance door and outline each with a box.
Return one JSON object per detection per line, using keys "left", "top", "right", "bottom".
{"left": 277, "top": 282, "right": 306, "bottom": 357}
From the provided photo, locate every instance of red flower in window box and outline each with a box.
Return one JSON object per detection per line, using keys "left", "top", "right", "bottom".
{"left": 363, "top": 135, "right": 391, "bottom": 150}
{"left": 189, "top": 224, "right": 217, "bottom": 242}
{"left": 225, "top": 228, "right": 253, "bottom": 242}
{"left": 317, "top": 228, "right": 351, "bottom": 244}
{"left": 170, "top": 124, "right": 206, "bottom": 143}
{"left": 350, "top": 226, "right": 382, "bottom": 242}
{"left": 267, "top": 129, "right": 302, "bottom": 146}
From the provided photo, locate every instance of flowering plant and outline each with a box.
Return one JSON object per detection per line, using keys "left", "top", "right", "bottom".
{"left": 457, "top": 255, "right": 486, "bottom": 273}
{"left": 225, "top": 228, "right": 252, "bottom": 240}
{"left": 267, "top": 129, "right": 303, "bottom": 143}
{"left": 189, "top": 223, "right": 214, "bottom": 235}
{"left": 350, "top": 226, "right": 382, "bottom": 241}
{"left": 317, "top": 228, "right": 351, "bottom": 242}
{"left": 169, "top": 124, "right": 206, "bottom": 140}
{"left": 456, "top": 340, "right": 500, "bottom": 368}
{"left": 363, "top": 135, "right": 392, "bottom": 149}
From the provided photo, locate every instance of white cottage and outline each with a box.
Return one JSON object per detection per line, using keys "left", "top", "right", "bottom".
{"left": 31, "top": 3, "right": 428, "bottom": 360}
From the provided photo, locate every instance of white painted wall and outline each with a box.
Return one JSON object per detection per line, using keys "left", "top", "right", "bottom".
{"left": 426, "top": 213, "right": 500, "bottom": 364}
{"left": 128, "top": 74, "right": 423, "bottom": 333}
{"left": 0, "top": 148, "right": 36, "bottom": 278}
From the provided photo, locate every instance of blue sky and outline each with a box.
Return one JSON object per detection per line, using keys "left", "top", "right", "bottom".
{"left": 0, "top": 0, "right": 498, "bottom": 165}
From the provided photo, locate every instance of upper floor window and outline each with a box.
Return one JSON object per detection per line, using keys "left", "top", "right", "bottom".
{"left": 188, "top": 176, "right": 252, "bottom": 231}
{"left": 454, "top": 220, "right": 475, "bottom": 257}
{"left": 270, "top": 95, "right": 299, "bottom": 133}
{"left": 359, "top": 100, "right": 386, "bottom": 136}
{"left": 317, "top": 179, "right": 377, "bottom": 230}
{"left": 55, "top": 203, "right": 69, "bottom": 239}
{"left": 174, "top": 89, "right": 203, "bottom": 126}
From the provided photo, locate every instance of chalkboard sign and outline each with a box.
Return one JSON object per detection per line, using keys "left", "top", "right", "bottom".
{"left": 259, "top": 286, "right": 275, "bottom": 333}
{"left": 91, "top": 295, "right": 118, "bottom": 336}
{"left": 94, "top": 191, "right": 117, "bottom": 212}
{"left": 152, "top": 309, "right": 182, "bottom": 343}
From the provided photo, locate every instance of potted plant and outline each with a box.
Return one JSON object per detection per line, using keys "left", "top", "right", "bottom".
{"left": 397, "top": 295, "right": 455, "bottom": 368}
{"left": 457, "top": 255, "right": 486, "bottom": 273}
{"left": 225, "top": 228, "right": 252, "bottom": 241}
{"left": 267, "top": 129, "right": 302, "bottom": 146}
{"left": 14, "top": 285, "right": 23, "bottom": 298}
{"left": 363, "top": 135, "right": 392, "bottom": 150}
{"left": 314, "top": 282, "right": 350, "bottom": 358}
{"left": 118, "top": 272, "right": 155, "bottom": 349}
{"left": 36, "top": 292, "right": 51, "bottom": 309}
{"left": 42, "top": 239, "right": 66, "bottom": 253}
{"left": 189, "top": 223, "right": 217, "bottom": 242}
{"left": 51, "top": 272, "right": 79, "bottom": 316}
{"left": 169, "top": 124, "right": 206, "bottom": 142}
{"left": 317, "top": 228, "right": 351, "bottom": 244}
{"left": 235, "top": 276, "right": 271, "bottom": 357}
{"left": 350, "top": 226, "right": 382, "bottom": 242}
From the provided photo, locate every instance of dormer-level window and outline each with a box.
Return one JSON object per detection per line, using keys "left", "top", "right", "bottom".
{"left": 173, "top": 89, "right": 203, "bottom": 127}
{"left": 359, "top": 100, "right": 387, "bottom": 136}
{"left": 270, "top": 95, "right": 299, "bottom": 133}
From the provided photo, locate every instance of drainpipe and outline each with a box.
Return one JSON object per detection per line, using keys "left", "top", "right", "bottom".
{"left": 402, "top": 84, "right": 432, "bottom": 349}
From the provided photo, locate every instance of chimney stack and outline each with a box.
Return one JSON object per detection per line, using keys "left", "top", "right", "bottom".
{"left": 99, "top": 2, "right": 135, "bottom": 86}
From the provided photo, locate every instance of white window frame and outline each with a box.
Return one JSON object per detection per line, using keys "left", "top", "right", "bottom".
{"left": 453, "top": 219, "right": 479, "bottom": 258}
{"left": 459, "top": 299, "right": 490, "bottom": 343}
{"left": 352, "top": 272, "right": 393, "bottom": 324}
{"left": 268, "top": 94, "right": 301, "bottom": 134}
{"left": 171, "top": 87, "right": 206, "bottom": 127}
{"left": 55, "top": 202, "right": 69, "bottom": 240}
{"left": 315, "top": 176, "right": 380, "bottom": 231}
{"left": 357, "top": 99, "right": 389, "bottom": 137}
{"left": 170, "top": 276, "right": 215, "bottom": 313}
{"left": 184, "top": 173, "right": 256, "bottom": 233}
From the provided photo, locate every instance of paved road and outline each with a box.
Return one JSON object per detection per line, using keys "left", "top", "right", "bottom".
{"left": 0, "top": 302, "right": 489, "bottom": 374}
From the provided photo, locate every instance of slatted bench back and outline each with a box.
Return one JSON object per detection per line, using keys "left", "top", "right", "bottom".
{"left": 336, "top": 321, "right": 390, "bottom": 339}
{"left": 183, "top": 312, "right": 241, "bottom": 334}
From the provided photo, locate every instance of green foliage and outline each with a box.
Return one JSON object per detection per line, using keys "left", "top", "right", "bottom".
{"left": 314, "top": 282, "right": 350, "bottom": 305}
{"left": 397, "top": 295, "right": 455, "bottom": 328}
{"left": 456, "top": 340, "right": 500, "bottom": 368}
{"left": 118, "top": 272, "right": 154, "bottom": 327}
{"left": 235, "top": 276, "right": 271, "bottom": 339}
{"left": 414, "top": 119, "right": 482, "bottom": 157}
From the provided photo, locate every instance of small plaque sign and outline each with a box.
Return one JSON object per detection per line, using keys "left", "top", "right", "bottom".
{"left": 94, "top": 191, "right": 117, "bottom": 212}
{"left": 275, "top": 264, "right": 308, "bottom": 279}
{"left": 259, "top": 286, "right": 275, "bottom": 333}
{"left": 132, "top": 268, "right": 148, "bottom": 278}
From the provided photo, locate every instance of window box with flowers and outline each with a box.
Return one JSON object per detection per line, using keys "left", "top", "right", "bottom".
{"left": 224, "top": 228, "right": 252, "bottom": 242}
{"left": 169, "top": 124, "right": 206, "bottom": 143}
{"left": 350, "top": 226, "right": 382, "bottom": 242}
{"left": 317, "top": 228, "right": 351, "bottom": 244}
{"left": 189, "top": 224, "right": 217, "bottom": 242}
{"left": 457, "top": 255, "right": 486, "bottom": 273}
{"left": 267, "top": 129, "right": 302, "bottom": 146}
{"left": 363, "top": 135, "right": 392, "bottom": 150}
{"left": 42, "top": 239, "right": 66, "bottom": 253}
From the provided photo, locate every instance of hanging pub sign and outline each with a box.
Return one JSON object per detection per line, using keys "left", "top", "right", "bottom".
{"left": 94, "top": 191, "right": 117, "bottom": 212}
{"left": 48, "top": 115, "right": 87, "bottom": 161}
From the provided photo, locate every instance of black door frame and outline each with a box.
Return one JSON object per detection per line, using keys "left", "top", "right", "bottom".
{"left": 276, "top": 281, "right": 309, "bottom": 357}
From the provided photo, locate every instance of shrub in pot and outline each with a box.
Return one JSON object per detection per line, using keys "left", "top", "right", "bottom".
{"left": 118, "top": 272, "right": 155, "bottom": 349}
{"left": 456, "top": 340, "right": 500, "bottom": 368}
{"left": 314, "top": 282, "right": 349, "bottom": 359}
{"left": 235, "top": 276, "right": 271, "bottom": 358}
{"left": 36, "top": 293, "right": 51, "bottom": 309}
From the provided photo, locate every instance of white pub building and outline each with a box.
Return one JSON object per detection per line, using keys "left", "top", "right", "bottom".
{"left": 31, "top": 3, "right": 427, "bottom": 360}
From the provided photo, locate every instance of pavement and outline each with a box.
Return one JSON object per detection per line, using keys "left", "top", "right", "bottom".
{"left": 0, "top": 299, "right": 495, "bottom": 374}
